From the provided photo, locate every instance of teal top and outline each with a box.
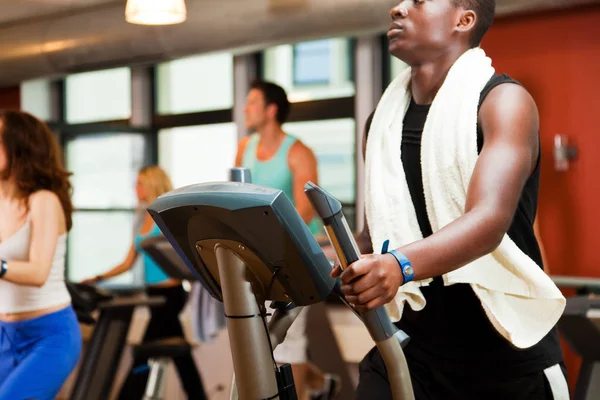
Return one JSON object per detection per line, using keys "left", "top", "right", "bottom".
{"left": 242, "top": 134, "right": 322, "bottom": 235}
{"left": 134, "top": 223, "right": 170, "bottom": 285}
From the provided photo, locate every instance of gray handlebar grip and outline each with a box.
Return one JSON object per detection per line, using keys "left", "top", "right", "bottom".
{"left": 304, "top": 181, "right": 409, "bottom": 347}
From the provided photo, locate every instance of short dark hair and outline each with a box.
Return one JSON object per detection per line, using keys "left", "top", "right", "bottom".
{"left": 250, "top": 80, "right": 291, "bottom": 124}
{"left": 452, "top": 0, "right": 496, "bottom": 47}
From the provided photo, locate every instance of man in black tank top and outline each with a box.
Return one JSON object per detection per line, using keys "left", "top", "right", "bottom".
{"left": 328, "top": 1, "right": 567, "bottom": 399}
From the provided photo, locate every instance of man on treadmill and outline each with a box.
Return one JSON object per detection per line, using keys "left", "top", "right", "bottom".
{"left": 330, "top": 1, "right": 568, "bottom": 399}
{"left": 235, "top": 80, "right": 340, "bottom": 400}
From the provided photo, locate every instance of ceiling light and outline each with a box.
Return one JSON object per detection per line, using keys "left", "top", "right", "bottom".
{"left": 125, "top": 0, "right": 187, "bottom": 26}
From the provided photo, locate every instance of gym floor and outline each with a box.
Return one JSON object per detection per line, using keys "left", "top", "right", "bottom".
{"left": 57, "top": 301, "right": 372, "bottom": 399}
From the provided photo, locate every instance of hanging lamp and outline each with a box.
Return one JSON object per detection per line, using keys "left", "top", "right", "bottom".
{"left": 125, "top": 0, "right": 187, "bottom": 26}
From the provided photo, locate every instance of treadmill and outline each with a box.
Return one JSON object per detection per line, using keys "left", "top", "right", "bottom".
{"left": 552, "top": 276, "right": 600, "bottom": 400}
{"left": 146, "top": 175, "right": 413, "bottom": 399}
{"left": 68, "top": 284, "right": 165, "bottom": 400}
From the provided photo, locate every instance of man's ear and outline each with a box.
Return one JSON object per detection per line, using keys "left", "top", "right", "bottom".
{"left": 456, "top": 9, "right": 477, "bottom": 37}
{"left": 267, "top": 103, "right": 279, "bottom": 121}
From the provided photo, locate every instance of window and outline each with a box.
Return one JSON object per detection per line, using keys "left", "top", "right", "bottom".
{"left": 263, "top": 38, "right": 354, "bottom": 102}
{"left": 293, "top": 40, "right": 332, "bottom": 85}
{"left": 284, "top": 119, "right": 356, "bottom": 226}
{"left": 20, "top": 79, "right": 53, "bottom": 121}
{"left": 158, "top": 123, "right": 238, "bottom": 189}
{"left": 67, "top": 134, "right": 147, "bottom": 209}
{"left": 65, "top": 133, "right": 149, "bottom": 285}
{"left": 68, "top": 212, "right": 142, "bottom": 284}
{"left": 65, "top": 68, "right": 132, "bottom": 123}
{"left": 156, "top": 53, "right": 234, "bottom": 115}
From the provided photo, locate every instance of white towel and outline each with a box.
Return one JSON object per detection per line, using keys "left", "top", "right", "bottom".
{"left": 190, "top": 282, "right": 226, "bottom": 343}
{"left": 365, "top": 48, "right": 565, "bottom": 349}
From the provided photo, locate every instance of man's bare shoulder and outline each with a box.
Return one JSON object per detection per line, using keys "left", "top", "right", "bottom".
{"left": 238, "top": 135, "right": 252, "bottom": 151}
{"left": 479, "top": 83, "right": 539, "bottom": 135}
{"left": 288, "top": 139, "right": 317, "bottom": 166}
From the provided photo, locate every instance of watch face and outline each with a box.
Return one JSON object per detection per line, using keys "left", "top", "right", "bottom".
{"left": 404, "top": 265, "right": 414, "bottom": 277}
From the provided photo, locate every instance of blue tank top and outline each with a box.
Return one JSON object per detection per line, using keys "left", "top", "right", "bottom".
{"left": 242, "top": 134, "right": 322, "bottom": 235}
{"left": 134, "top": 224, "right": 170, "bottom": 285}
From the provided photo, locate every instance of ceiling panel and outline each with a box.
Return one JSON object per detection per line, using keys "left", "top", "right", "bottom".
{"left": 0, "top": 0, "right": 118, "bottom": 26}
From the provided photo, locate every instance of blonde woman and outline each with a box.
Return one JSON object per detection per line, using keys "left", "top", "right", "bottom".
{"left": 87, "top": 165, "right": 206, "bottom": 400}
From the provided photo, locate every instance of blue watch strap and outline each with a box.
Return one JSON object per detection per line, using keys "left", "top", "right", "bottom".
{"left": 380, "top": 240, "right": 414, "bottom": 285}
{"left": 0, "top": 259, "right": 7, "bottom": 278}
{"left": 389, "top": 249, "right": 414, "bottom": 284}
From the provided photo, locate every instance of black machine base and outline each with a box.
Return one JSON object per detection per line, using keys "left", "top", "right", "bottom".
{"left": 276, "top": 363, "right": 297, "bottom": 400}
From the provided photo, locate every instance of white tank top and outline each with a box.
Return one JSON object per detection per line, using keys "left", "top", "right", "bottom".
{"left": 0, "top": 214, "right": 71, "bottom": 313}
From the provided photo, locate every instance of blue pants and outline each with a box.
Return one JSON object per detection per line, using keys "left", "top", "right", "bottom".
{"left": 0, "top": 305, "right": 82, "bottom": 400}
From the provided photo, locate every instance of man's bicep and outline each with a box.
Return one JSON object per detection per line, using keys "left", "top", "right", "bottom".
{"left": 291, "top": 144, "right": 318, "bottom": 187}
{"left": 465, "top": 84, "right": 539, "bottom": 222}
{"left": 289, "top": 143, "right": 318, "bottom": 222}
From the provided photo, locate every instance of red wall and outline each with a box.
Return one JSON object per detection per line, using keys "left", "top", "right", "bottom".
{"left": 0, "top": 86, "right": 20, "bottom": 110}
{"left": 483, "top": 4, "right": 600, "bottom": 391}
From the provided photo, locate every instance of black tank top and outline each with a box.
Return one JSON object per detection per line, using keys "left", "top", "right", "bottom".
{"left": 365, "top": 74, "right": 563, "bottom": 377}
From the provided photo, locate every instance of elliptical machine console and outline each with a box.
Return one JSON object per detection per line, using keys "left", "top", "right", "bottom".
{"left": 147, "top": 170, "right": 414, "bottom": 400}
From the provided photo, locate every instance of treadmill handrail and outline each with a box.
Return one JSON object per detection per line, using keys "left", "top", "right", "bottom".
{"left": 97, "top": 296, "right": 166, "bottom": 310}
{"left": 552, "top": 275, "right": 600, "bottom": 289}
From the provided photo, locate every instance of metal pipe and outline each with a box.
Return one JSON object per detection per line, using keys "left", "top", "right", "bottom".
{"left": 215, "top": 244, "right": 279, "bottom": 400}
{"left": 268, "top": 306, "right": 304, "bottom": 351}
{"left": 378, "top": 335, "right": 414, "bottom": 400}
{"left": 143, "top": 358, "right": 170, "bottom": 400}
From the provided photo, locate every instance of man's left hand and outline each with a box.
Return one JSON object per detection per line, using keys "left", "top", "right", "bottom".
{"left": 337, "top": 253, "right": 403, "bottom": 312}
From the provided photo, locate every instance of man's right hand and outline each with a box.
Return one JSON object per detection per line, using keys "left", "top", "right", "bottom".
{"left": 330, "top": 264, "right": 343, "bottom": 279}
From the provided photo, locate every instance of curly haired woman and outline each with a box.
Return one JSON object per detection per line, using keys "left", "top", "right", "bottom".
{"left": 0, "top": 110, "right": 81, "bottom": 400}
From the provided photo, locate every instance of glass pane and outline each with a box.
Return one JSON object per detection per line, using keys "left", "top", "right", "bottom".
{"left": 68, "top": 211, "right": 144, "bottom": 286}
{"left": 66, "top": 133, "right": 148, "bottom": 209}
{"left": 293, "top": 40, "right": 331, "bottom": 85}
{"left": 65, "top": 68, "right": 132, "bottom": 123}
{"left": 21, "top": 79, "right": 53, "bottom": 121}
{"left": 158, "top": 123, "right": 238, "bottom": 188}
{"left": 283, "top": 119, "right": 355, "bottom": 203}
{"left": 263, "top": 38, "right": 354, "bottom": 102}
{"left": 390, "top": 56, "right": 409, "bottom": 82}
{"left": 156, "top": 53, "right": 233, "bottom": 114}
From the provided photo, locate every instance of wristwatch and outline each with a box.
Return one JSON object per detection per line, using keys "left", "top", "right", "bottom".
{"left": 381, "top": 240, "right": 414, "bottom": 285}
{"left": 389, "top": 249, "right": 415, "bottom": 284}
{"left": 0, "top": 259, "right": 8, "bottom": 279}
